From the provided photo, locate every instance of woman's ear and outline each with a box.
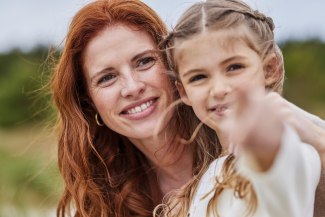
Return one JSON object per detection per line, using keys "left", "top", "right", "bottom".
{"left": 263, "top": 53, "right": 282, "bottom": 88}
{"left": 176, "top": 81, "right": 192, "bottom": 106}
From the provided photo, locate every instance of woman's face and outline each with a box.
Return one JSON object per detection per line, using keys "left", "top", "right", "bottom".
{"left": 83, "top": 24, "right": 174, "bottom": 141}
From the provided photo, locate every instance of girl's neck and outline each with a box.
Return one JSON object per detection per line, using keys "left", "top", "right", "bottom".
{"left": 215, "top": 129, "right": 231, "bottom": 154}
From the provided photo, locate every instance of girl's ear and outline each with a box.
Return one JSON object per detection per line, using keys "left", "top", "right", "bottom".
{"left": 176, "top": 81, "right": 192, "bottom": 106}
{"left": 263, "top": 53, "right": 281, "bottom": 88}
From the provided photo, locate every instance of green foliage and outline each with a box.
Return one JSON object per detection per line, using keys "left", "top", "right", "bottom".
{"left": 0, "top": 147, "right": 61, "bottom": 206}
{"left": 280, "top": 39, "right": 325, "bottom": 117}
{"left": 0, "top": 47, "right": 57, "bottom": 127}
{"left": 0, "top": 39, "right": 324, "bottom": 126}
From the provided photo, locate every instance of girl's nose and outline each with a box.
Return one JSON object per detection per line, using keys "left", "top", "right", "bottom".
{"left": 209, "top": 77, "right": 231, "bottom": 99}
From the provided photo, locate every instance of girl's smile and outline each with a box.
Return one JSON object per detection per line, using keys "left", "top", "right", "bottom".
{"left": 209, "top": 103, "right": 230, "bottom": 117}
{"left": 175, "top": 28, "right": 267, "bottom": 132}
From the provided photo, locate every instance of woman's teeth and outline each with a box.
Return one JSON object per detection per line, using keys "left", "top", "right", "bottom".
{"left": 127, "top": 100, "right": 153, "bottom": 114}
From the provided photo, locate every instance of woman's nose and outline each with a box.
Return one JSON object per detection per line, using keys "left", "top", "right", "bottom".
{"left": 120, "top": 72, "right": 145, "bottom": 98}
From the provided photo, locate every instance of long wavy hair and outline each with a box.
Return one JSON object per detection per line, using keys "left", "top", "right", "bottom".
{"left": 51, "top": 0, "right": 218, "bottom": 216}
{"left": 159, "top": 0, "right": 285, "bottom": 216}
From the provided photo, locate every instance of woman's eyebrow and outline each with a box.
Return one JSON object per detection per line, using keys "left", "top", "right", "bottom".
{"left": 90, "top": 49, "right": 158, "bottom": 82}
{"left": 131, "top": 49, "right": 157, "bottom": 62}
{"left": 91, "top": 67, "right": 114, "bottom": 83}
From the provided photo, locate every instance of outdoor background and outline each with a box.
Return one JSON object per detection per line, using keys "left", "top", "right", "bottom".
{"left": 0, "top": 0, "right": 324, "bottom": 216}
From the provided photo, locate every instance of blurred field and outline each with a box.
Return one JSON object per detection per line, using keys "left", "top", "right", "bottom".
{"left": 0, "top": 39, "right": 324, "bottom": 217}
{"left": 0, "top": 124, "right": 62, "bottom": 217}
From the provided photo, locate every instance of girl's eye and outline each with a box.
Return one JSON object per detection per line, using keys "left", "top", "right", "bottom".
{"left": 189, "top": 74, "right": 206, "bottom": 83}
{"left": 227, "top": 64, "right": 244, "bottom": 72}
{"left": 137, "top": 56, "right": 156, "bottom": 70}
{"left": 97, "top": 74, "right": 116, "bottom": 85}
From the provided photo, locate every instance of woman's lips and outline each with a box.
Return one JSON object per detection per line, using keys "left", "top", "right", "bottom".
{"left": 120, "top": 97, "right": 158, "bottom": 120}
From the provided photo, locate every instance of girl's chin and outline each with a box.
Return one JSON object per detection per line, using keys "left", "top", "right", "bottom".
{"left": 208, "top": 119, "right": 233, "bottom": 136}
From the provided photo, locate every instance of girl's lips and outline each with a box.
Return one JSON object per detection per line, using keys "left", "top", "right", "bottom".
{"left": 209, "top": 104, "right": 229, "bottom": 117}
{"left": 209, "top": 104, "right": 228, "bottom": 111}
{"left": 214, "top": 107, "right": 228, "bottom": 116}
{"left": 120, "top": 97, "right": 158, "bottom": 120}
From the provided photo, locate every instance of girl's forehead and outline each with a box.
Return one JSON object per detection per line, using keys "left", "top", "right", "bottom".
{"left": 174, "top": 29, "right": 261, "bottom": 73}
{"left": 175, "top": 26, "right": 255, "bottom": 55}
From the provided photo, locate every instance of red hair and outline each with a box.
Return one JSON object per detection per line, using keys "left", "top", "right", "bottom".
{"left": 51, "top": 1, "right": 218, "bottom": 216}
{"left": 52, "top": 1, "right": 168, "bottom": 216}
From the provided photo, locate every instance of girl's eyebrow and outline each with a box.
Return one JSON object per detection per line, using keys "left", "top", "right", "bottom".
{"left": 182, "top": 68, "right": 203, "bottom": 78}
{"left": 182, "top": 55, "right": 248, "bottom": 78}
{"left": 220, "top": 55, "right": 247, "bottom": 65}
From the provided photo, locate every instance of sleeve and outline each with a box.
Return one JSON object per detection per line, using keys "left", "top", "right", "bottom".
{"left": 288, "top": 101, "right": 325, "bottom": 128}
{"left": 237, "top": 125, "right": 321, "bottom": 217}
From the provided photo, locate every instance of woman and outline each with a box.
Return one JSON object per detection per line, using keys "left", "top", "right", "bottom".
{"left": 51, "top": 0, "right": 218, "bottom": 216}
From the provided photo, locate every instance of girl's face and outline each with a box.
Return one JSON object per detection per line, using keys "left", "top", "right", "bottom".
{"left": 175, "top": 29, "right": 272, "bottom": 134}
{"left": 83, "top": 24, "right": 174, "bottom": 142}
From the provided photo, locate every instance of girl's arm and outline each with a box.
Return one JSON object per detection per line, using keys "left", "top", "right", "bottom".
{"left": 230, "top": 88, "right": 321, "bottom": 217}
{"left": 229, "top": 89, "right": 283, "bottom": 171}
{"left": 238, "top": 125, "right": 320, "bottom": 217}
{"left": 265, "top": 92, "right": 325, "bottom": 168}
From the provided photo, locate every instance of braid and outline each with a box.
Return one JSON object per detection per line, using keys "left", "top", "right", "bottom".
{"left": 206, "top": 0, "right": 275, "bottom": 32}
{"left": 246, "top": 10, "right": 275, "bottom": 31}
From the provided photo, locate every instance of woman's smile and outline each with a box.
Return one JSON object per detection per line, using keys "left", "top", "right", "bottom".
{"left": 120, "top": 97, "right": 159, "bottom": 120}
{"left": 84, "top": 24, "right": 174, "bottom": 140}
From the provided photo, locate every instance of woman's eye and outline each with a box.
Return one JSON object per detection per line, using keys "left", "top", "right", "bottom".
{"left": 227, "top": 64, "right": 244, "bottom": 72}
{"left": 97, "top": 74, "right": 116, "bottom": 85}
{"left": 189, "top": 74, "right": 206, "bottom": 83}
{"left": 137, "top": 56, "right": 156, "bottom": 69}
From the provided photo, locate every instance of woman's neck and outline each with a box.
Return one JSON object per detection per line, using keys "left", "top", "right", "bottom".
{"left": 155, "top": 143, "right": 194, "bottom": 195}
{"left": 129, "top": 132, "right": 194, "bottom": 195}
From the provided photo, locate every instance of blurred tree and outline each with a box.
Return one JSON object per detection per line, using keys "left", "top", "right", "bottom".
{"left": 0, "top": 47, "right": 56, "bottom": 127}
{"left": 281, "top": 39, "right": 325, "bottom": 117}
{"left": 0, "top": 39, "right": 324, "bottom": 127}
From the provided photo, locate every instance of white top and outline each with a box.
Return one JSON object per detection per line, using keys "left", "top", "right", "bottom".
{"left": 188, "top": 126, "right": 321, "bottom": 217}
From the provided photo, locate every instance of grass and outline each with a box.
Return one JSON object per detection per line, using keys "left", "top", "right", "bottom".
{"left": 0, "top": 124, "right": 62, "bottom": 217}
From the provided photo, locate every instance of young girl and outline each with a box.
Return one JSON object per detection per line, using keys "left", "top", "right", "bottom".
{"left": 158, "top": 0, "right": 322, "bottom": 216}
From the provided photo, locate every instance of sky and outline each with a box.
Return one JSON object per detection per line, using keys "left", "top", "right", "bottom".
{"left": 0, "top": 0, "right": 324, "bottom": 53}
